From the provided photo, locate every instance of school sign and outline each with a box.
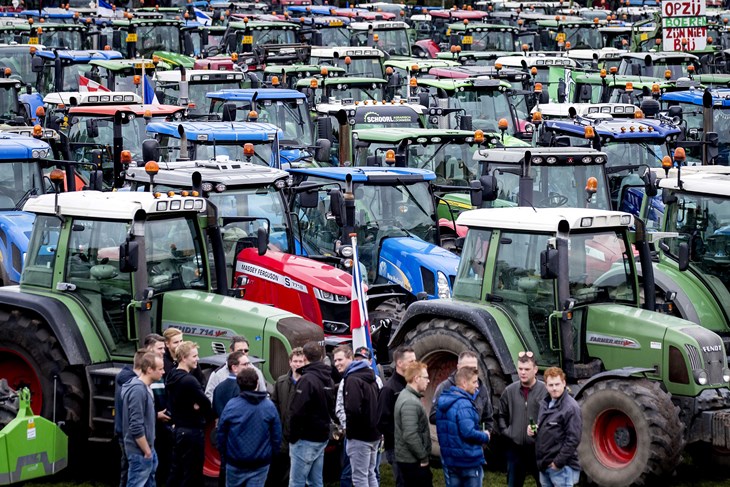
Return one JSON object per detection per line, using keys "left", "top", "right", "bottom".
{"left": 662, "top": 0, "right": 707, "bottom": 51}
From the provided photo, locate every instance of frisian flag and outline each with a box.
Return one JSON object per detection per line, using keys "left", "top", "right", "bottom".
{"left": 350, "top": 233, "right": 376, "bottom": 370}
{"left": 193, "top": 7, "right": 212, "bottom": 26}
{"left": 96, "top": 0, "right": 116, "bottom": 18}
{"left": 79, "top": 75, "right": 110, "bottom": 92}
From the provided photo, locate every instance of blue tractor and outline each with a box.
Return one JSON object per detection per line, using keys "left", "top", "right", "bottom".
{"left": 0, "top": 133, "right": 55, "bottom": 286}
{"left": 206, "top": 88, "right": 330, "bottom": 168}
{"left": 289, "top": 166, "right": 461, "bottom": 360}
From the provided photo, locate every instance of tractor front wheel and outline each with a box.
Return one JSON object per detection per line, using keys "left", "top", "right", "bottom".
{"left": 578, "top": 379, "right": 684, "bottom": 486}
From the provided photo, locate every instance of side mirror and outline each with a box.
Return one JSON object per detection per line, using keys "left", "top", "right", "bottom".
{"left": 459, "top": 114, "right": 473, "bottom": 131}
{"left": 112, "top": 30, "right": 122, "bottom": 50}
{"left": 142, "top": 139, "right": 160, "bottom": 163}
{"left": 479, "top": 175, "right": 497, "bottom": 202}
{"left": 661, "top": 188, "right": 677, "bottom": 205}
{"left": 678, "top": 241, "right": 689, "bottom": 272}
{"left": 540, "top": 247, "right": 559, "bottom": 279}
{"left": 183, "top": 32, "right": 195, "bottom": 56}
{"left": 85, "top": 119, "right": 99, "bottom": 139}
{"left": 31, "top": 56, "right": 44, "bottom": 73}
{"left": 297, "top": 182, "right": 320, "bottom": 208}
{"left": 257, "top": 226, "right": 269, "bottom": 256}
{"left": 119, "top": 239, "right": 139, "bottom": 273}
{"left": 222, "top": 102, "right": 237, "bottom": 122}
{"left": 641, "top": 167, "right": 658, "bottom": 198}
{"left": 329, "top": 189, "right": 345, "bottom": 227}
{"left": 317, "top": 117, "right": 333, "bottom": 142}
{"left": 557, "top": 80, "right": 566, "bottom": 103}
{"left": 469, "top": 179, "right": 483, "bottom": 207}
{"left": 667, "top": 105, "right": 683, "bottom": 121}
{"left": 314, "top": 138, "right": 331, "bottom": 163}
{"left": 310, "top": 31, "right": 323, "bottom": 46}
{"left": 418, "top": 92, "right": 430, "bottom": 108}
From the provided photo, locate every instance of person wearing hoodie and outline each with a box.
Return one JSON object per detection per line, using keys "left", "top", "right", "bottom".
{"left": 115, "top": 349, "right": 145, "bottom": 487}
{"left": 166, "top": 341, "right": 213, "bottom": 487}
{"left": 121, "top": 352, "right": 165, "bottom": 487}
{"left": 344, "top": 346, "right": 380, "bottom": 487}
{"left": 217, "top": 367, "right": 282, "bottom": 487}
{"left": 435, "top": 366, "right": 491, "bottom": 487}
{"left": 288, "top": 341, "right": 335, "bottom": 487}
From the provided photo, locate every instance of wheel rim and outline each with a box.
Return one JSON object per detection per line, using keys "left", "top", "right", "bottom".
{"left": 0, "top": 347, "right": 43, "bottom": 414}
{"left": 593, "top": 408, "right": 637, "bottom": 467}
{"left": 203, "top": 421, "right": 221, "bottom": 478}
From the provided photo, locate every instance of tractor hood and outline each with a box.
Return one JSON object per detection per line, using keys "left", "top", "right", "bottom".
{"left": 160, "top": 289, "right": 323, "bottom": 382}
{"left": 0, "top": 211, "right": 35, "bottom": 285}
{"left": 379, "top": 237, "right": 459, "bottom": 298}
{"left": 586, "top": 304, "right": 727, "bottom": 397}
{"left": 237, "top": 247, "right": 355, "bottom": 295}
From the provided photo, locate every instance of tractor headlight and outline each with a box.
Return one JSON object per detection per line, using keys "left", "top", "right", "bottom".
{"left": 723, "top": 368, "right": 730, "bottom": 383}
{"left": 313, "top": 287, "right": 349, "bottom": 304}
{"left": 694, "top": 369, "right": 708, "bottom": 386}
{"left": 437, "top": 271, "right": 451, "bottom": 300}
{"left": 339, "top": 245, "right": 354, "bottom": 258}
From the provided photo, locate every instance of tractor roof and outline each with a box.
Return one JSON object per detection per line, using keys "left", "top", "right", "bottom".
{"left": 35, "top": 49, "right": 123, "bottom": 62}
{"left": 125, "top": 160, "right": 288, "bottom": 187}
{"left": 352, "top": 127, "right": 475, "bottom": 142}
{"left": 146, "top": 121, "right": 282, "bottom": 142}
{"left": 68, "top": 104, "right": 185, "bottom": 117}
{"left": 155, "top": 70, "right": 245, "bottom": 83}
{"left": 288, "top": 166, "right": 437, "bottom": 183}
{"left": 43, "top": 91, "right": 142, "bottom": 106}
{"left": 658, "top": 171, "right": 730, "bottom": 197}
{"left": 662, "top": 89, "right": 730, "bottom": 107}
{"left": 207, "top": 88, "right": 307, "bottom": 101}
{"left": 23, "top": 190, "right": 205, "bottom": 219}
{"left": 311, "top": 46, "right": 383, "bottom": 58}
{"left": 544, "top": 118, "right": 681, "bottom": 140}
{"left": 457, "top": 207, "right": 633, "bottom": 233}
{"left": 474, "top": 146, "right": 607, "bottom": 164}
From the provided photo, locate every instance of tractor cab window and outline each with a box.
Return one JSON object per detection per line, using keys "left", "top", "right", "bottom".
{"left": 64, "top": 218, "right": 134, "bottom": 355}
{"left": 493, "top": 231, "right": 558, "bottom": 363}
{"left": 666, "top": 193, "right": 730, "bottom": 296}
{"left": 146, "top": 216, "right": 207, "bottom": 293}
{"left": 22, "top": 215, "right": 61, "bottom": 288}
{"left": 453, "top": 228, "right": 492, "bottom": 301}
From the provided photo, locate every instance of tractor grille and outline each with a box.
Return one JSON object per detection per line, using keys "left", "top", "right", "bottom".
{"left": 318, "top": 299, "right": 350, "bottom": 335}
{"left": 683, "top": 327, "right": 726, "bottom": 386}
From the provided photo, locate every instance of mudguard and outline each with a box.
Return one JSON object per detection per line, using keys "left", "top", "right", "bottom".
{"left": 391, "top": 299, "right": 516, "bottom": 377}
{"left": 572, "top": 367, "right": 655, "bottom": 398}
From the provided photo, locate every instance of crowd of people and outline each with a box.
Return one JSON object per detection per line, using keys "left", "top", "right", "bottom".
{"left": 115, "top": 330, "right": 582, "bottom": 487}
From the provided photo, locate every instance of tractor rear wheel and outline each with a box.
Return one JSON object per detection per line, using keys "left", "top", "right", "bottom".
{"left": 402, "top": 318, "right": 508, "bottom": 457}
{"left": 578, "top": 379, "right": 684, "bottom": 486}
{"left": 0, "top": 309, "right": 85, "bottom": 427}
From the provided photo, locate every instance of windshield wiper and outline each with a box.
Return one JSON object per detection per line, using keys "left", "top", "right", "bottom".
{"left": 395, "top": 177, "right": 431, "bottom": 220}
{"left": 14, "top": 187, "right": 38, "bottom": 211}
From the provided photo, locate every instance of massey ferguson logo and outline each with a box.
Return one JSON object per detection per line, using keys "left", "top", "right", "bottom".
{"left": 702, "top": 345, "right": 723, "bottom": 353}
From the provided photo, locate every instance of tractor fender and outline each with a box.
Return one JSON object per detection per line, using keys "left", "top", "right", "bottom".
{"left": 365, "top": 282, "right": 410, "bottom": 310}
{"left": 572, "top": 367, "right": 655, "bottom": 399}
{"left": 391, "top": 299, "right": 516, "bottom": 377}
{"left": 638, "top": 263, "right": 700, "bottom": 324}
{"left": 0, "top": 290, "right": 90, "bottom": 365}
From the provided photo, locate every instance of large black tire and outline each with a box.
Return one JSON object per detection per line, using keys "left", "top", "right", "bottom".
{"left": 578, "top": 379, "right": 684, "bottom": 486}
{"left": 402, "top": 319, "right": 508, "bottom": 458}
{"left": 0, "top": 309, "right": 85, "bottom": 428}
{"left": 369, "top": 298, "right": 406, "bottom": 365}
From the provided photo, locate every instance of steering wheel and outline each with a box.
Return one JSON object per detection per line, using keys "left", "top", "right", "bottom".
{"left": 537, "top": 192, "right": 569, "bottom": 207}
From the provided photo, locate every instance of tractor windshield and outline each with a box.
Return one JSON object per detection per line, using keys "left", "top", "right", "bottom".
{"left": 354, "top": 139, "right": 479, "bottom": 185}
{"left": 158, "top": 81, "right": 242, "bottom": 115}
{"left": 0, "top": 47, "right": 35, "bottom": 83}
{"left": 327, "top": 82, "right": 385, "bottom": 102}
{"left": 486, "top": 163, "right": 611, "bottom": 210}
{"left": 39, "top": 29, "right": 86, "bottom": 49}
{"left": 0, "top": 160, "right": 47, "bottom": 209}
{"left": 467, "top": 29, "right": 518, "bottom": 51}
{"left": 451, "top": 89, "right": 514, "bottom": 134}
{"left": 318, "top": 27, "right": 351, "bottom": 46}
{"left": 372, "top": 29, "right": 411, "bottom": 57}
{"left": 315, "top": 56, "right": 383, "bottom": 78}
{"left": 602, "top": 141, "right": 670, "bottom": 207}
{"left": 0, "top": 85, "right": 18, "bottom": 123}
{"left": 258, "top": 100, "right": 314, "bottom": 147}
{"left": 453, "top": 228, "right": 492, "bottom": 301}
{"left": 137, "top": 25, "right": 182, "bottom": 57}
{"left": 146, "top": 215, "right": 208, "bottom": 293}
{"left": 157, "top": 137, "right": 275, "bottom": 166}
{"left": 665, "top": 193, "right": 730, "bottom": 296}
{"left": 68, "top": 114, "right": 149, "bottom": 163}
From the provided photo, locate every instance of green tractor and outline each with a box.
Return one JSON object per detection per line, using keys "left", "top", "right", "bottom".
{"left": 0, "top": 189, "right": 322, "bottom": 452}
{"left": 391, "top": 206, "right": 730, "bottom": 486}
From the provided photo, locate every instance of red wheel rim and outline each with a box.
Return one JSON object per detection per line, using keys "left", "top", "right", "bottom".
{"left": 0, "top": 347, "right": 43, "bottom": 414}
{"left": 593, "top": 408, "right": 637, "bottom": 467}
{"left": 203, "top": 421, "right": 221, "bottom": 478}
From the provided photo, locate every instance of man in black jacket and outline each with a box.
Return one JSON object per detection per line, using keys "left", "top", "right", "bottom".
{"left": 166, "top": 341, "right": 213, "bottom": 487}
{"left": 528, "top": 367, "right": 581, "bottom": 487}
{"left": 344, "top": 346, "right": 380, "bottom": 487}
{"left": 288, "top": 341, "right": 335, "bottom": 487}
{"left": 377, "top": 345, "right": 416, "bottom": 487}
{"left": 498, "top": 351, "right": 547, "bottom": 487}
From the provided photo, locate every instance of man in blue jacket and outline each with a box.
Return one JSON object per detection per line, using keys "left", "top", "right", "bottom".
{"left": 217, "top": 367, "right": 282, "bottom": 487}
{"left": 435, "top": 367, "right": 491, "bottom": 487}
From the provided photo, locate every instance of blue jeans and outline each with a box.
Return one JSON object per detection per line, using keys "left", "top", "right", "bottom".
{"left": 127, "top": 450, "right": 158, "bottom": 487}
{"left": 288, "top": 439, "right": 327, "bottom": 487}
{"left": 444, "top": 465, "right": 483, "bottom": 487}
{"left": 341, "top": 439, "right": 352, "bottom": 487}
{"left": 226, "top": 464, "right": 269, "bottom": 487}
{"left": 539, "top": 466, "right": 580, "bottom": 487}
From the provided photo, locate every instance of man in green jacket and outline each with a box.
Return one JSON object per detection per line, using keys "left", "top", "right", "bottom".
{"left": 394, "top": 361, "right": 432, "bottom": 487}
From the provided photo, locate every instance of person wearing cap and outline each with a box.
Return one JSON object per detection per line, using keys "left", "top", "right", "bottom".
{"left": 343, "top": 346, "right": 380, "bottom": 487}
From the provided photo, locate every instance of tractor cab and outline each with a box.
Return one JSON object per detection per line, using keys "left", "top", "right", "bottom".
{"left": 310, "top": 47, "right": 385, "bottom": 79}
{"left": 32, "top": 49, "right": 123, "bottom": 95}
{"left": 154, "top": 69, "right": 246, "bottom": 114}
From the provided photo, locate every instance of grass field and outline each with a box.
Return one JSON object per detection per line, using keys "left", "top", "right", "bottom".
{"left": 25, "top": 456, "right": 730, "bottom": 487}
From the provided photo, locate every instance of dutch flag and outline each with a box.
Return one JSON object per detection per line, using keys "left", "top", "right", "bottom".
{"left": 349, "top": 234, "right": 376, "bottom": 370}
{"left": 193, "top": 7, "right": 212, "bottom": 26}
